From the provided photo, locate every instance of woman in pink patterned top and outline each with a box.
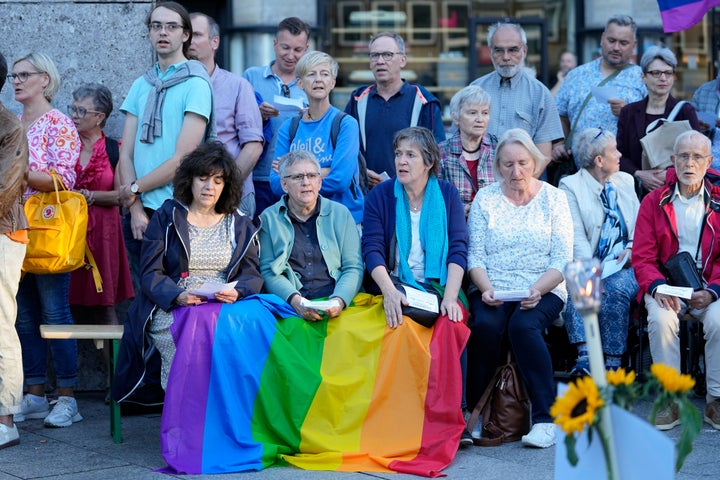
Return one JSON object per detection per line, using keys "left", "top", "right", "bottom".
{"left": 10, "top": 53, "right": 84, "bottom": 428}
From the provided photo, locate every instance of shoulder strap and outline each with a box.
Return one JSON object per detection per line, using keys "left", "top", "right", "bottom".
{"left": 355, "top": 85, "right": 374, "bottom": 150}
{"left": 330, "top": 111, "right": 346, "bottom": 149}
{"left": 410, "top": 85, "right": 428, "bottom": 127}
{"left": 645, "top": 100, "right": 688, "bottom": 134}
{"left": 566, "top": 67, "right": 627, "bottom": 148}
{"left": 105, "top": 137, "right": 119, "bottom": 171}
{"left": 288, "top": 115, "right": 301, "bottom": 145}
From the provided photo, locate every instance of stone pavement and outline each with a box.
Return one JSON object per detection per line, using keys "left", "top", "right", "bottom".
{"left": 1, "top": 392, "right": 719, "bottom": 480}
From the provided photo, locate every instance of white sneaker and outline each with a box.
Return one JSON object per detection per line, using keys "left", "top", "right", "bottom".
{"left": 0, "top": 423, "right": 19, "bottom": 450}
{"left": 521, "top": 423, "right": 557, "bottom": 448}
{"left": 43, "top": 396, "right": 83, "bottom": 428}
{"left": 13, "top": 394, "right": 50, "bottom": 423}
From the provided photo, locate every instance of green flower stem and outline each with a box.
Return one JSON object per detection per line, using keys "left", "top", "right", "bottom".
{"left": 596, "top": 409, "right": 619, "bottom": 480}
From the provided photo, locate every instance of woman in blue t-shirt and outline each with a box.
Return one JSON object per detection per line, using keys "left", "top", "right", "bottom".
{"left": 270, "top": 51, "right": 364, "bottom": 224}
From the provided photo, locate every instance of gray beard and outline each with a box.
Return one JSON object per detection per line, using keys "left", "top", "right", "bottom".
{"left": 497, "top": 64, "right": 521, "bottom": 78}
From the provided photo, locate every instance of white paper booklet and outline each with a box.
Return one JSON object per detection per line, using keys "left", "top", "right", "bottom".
{"left": 655, "top": 284, "right": 694, "bottom": 300}
{"left": 300, "top": 298, "right": 341, "bottom": 311}
{"left": 402, "top": 285, "right": 439, "bottom": 313}
{"left": 273, "top": 94, "right": 304, "bottom": 113}
{"left": 493, "top": 289, "right": 531, "bottom": 302}
{"left": 188, "top": 281, "right": 237, "bottom": 297}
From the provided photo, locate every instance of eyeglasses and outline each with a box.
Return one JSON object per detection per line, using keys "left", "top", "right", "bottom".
{"left": 675, "top": 153, "right": 711, "bottom": 164}
{"left": 148, "top": 22, "right": 184, "bottom": 33}
{"left": 368, "top": 51, "right": 403, "bottom": 62}
{"left": 491, "top": 46, "right": 523, "bottom": 57}
{"left": 68, "top": 105, "right": 102, "bottom": 118}
{"left": 283, "top": 172, "right": 320, "bottom": 182}
{"left": 7, "top": 71, "right": 46, "bottom": 83}
{"left": 281, "top": 84, "right": 290, "bottom": 98}
{"left": 646, "top": 70, "right": 674, "bottom": 79}
{"left": 645, "top": 70, "right": 674, "bottom": 79}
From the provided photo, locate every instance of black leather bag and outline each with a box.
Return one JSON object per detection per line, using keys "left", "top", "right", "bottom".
{"left": 393, "top": 282, "right": 442, "bottom": 328}
{"left": 664, "top": 251, "right": 703, "bottom": 291}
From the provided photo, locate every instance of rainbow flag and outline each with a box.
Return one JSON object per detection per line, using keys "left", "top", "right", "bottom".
{"left": 159, "top": 293, "right": 469, "bottom": 477}
{"left": 657, "top": 0, "right": 720, "bottom": 32}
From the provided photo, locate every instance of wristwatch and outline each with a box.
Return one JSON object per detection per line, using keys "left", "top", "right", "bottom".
{"left": 130, "top": 181, "right": 141, "bottom": 195}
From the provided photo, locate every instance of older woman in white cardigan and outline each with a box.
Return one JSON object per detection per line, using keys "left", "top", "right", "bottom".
{"left": 559, "top": 127, "right": 639, "bottom": 373}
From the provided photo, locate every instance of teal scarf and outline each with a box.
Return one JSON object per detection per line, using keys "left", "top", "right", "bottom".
{"left": 394, "top": 176, "right": 449, "bottom": 290}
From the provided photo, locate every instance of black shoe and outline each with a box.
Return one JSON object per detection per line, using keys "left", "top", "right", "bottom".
{"left": 459, "top": 429, "right": 474, "bottom": 448}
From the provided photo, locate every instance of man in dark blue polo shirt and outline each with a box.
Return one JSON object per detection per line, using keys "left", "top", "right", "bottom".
{"left": 345, "top": 32, "right": 445, "bottom": 188}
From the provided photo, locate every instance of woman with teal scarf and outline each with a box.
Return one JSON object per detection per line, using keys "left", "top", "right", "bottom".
{"left": 362, "top": 127, "right": 469, "bottom": 328}
{"left": 362, "top": 127, "right": 470, "bottom": 447}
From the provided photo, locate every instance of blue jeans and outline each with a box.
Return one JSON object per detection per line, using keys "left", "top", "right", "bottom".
{"left": 563, "top": 267, "right": 638, "bottom": 356}
{"left": 468, "top": 291, "right": 563, "bottom": 424}
{"left": 16, "top": 272, "right": 77, "bottom": 388}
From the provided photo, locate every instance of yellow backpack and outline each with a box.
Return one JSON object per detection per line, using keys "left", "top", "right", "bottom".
{"left": 23, "top": 171, "right": 102, "bottom": 292}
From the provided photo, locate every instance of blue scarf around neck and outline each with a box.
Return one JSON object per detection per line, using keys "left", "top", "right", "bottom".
{"left": 394, "top": 176, "right": 449, "bottom": 290}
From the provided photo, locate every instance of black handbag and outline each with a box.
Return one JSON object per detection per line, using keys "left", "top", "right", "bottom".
{"left": 664, "top": 251, "right": 703, "bottom": 291}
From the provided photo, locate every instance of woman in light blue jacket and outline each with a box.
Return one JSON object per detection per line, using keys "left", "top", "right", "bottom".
{"left": 260, "top": 150, "right": 362, "bottom": 320}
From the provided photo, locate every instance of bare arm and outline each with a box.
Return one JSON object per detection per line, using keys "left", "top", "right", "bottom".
{"left": 535, "top": 141, "right": 552, "bottom": 177}
{"left": 235, "top": 141, "right": 263, "bottom": 182}
{"left": 440, "top": 262, "right": 465, "bottom": 322}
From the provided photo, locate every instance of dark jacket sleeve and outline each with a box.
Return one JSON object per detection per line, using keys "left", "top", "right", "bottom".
{"left": 230, "top": 218, "right": 264, "bottom": 298}
{"left": 442, "top": 181, "right": 468, "bottom": 269}
{"left": 139, "top": 203, "right": 184, "bottom": 311}
{"left": 362, "top": 181, "right": 392, "bottom": 276}
{"left": 617, "top": 104, "right": 635, "bottom": 174}
{"left": 680, "top": 102, "right": 702, "bottom": 133}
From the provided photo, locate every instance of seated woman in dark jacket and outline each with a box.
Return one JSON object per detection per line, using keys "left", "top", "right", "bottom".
{"left": 113, "top": 142, "right": 263, "bottom": 399}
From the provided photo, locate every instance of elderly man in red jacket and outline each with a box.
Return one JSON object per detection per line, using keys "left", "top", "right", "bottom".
{"left": 633, "top": 130, "right": 720, "bottom": 432}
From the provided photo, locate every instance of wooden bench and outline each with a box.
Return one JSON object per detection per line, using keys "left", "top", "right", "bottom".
{"left": 39, "top": 324, "right": 124, "bottom": 444}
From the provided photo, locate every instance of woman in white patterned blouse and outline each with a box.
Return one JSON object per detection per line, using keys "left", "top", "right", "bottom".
{"left": 466, "top": 128, "right": 573, "bottom": 449}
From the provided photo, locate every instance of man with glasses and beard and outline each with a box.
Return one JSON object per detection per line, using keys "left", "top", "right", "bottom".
{"left": 470, "top": 22, "right": 563, "bottom": 175}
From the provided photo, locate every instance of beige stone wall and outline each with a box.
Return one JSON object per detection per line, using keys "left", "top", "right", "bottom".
{"left": 0, "top": 0, "right": 154, "bottom": 139}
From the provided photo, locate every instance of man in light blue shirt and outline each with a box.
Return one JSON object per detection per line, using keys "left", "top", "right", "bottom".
{"left": 117, "top": 2, "right": 213, "bottom": 285}
{"left": 243, "top": 17, "right": 310, "bottom": 215}
{"left": 471, "top": 22, "right": 563, "bottom": 174}
{"left": 554, "top": 15, "right": 646, "bottom": 165}
{"left": 189, "top": 12, "right": 264, "bottom": 217}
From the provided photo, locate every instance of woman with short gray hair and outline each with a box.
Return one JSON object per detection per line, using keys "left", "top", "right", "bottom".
{"left": 439, "top": 85, "right": 496, "bottom": 216}
{"left": 617, "top": 46, "right": 701, "bottom": 193}
{"left": 560, "top": 127, "right": 639, "bottom": 374}
{"left": 68, "top": 83, "right": 133, "bottom": 375}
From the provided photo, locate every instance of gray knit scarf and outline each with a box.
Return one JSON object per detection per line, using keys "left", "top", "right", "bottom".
{"left": 140, "top": 59, "right": 216, "bottom": 144}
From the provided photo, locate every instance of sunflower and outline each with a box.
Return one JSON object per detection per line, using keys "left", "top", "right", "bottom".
{"left": 551, "top": 376, "right": 605, "bottom": 435}
{"left": 650, "top": 363, "right": 695, "bottom": 393}
{"left": 606, "top": 368, "right": 636, "bottom": 386}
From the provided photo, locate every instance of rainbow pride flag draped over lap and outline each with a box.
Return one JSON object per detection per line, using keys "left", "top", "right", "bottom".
{"left": 160, "top": 293, "right": 469, "bottom": 477}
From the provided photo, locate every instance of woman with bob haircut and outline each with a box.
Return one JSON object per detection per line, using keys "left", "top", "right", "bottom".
{"left": 270, "top": 50, "right": 364, "bottom": 224}
{"left": 114, "top": 141, "right": 263, "bottom": 398}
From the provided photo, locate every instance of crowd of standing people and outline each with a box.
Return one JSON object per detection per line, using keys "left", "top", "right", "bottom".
{"left": 2, "top": 3, "right": 720, "bottom": 476}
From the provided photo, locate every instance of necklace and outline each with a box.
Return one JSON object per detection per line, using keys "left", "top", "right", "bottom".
{"left": 306, "top": 109, "right": 314, "bottom": 120}
{"left": 462, "top": 143, "right": 482, "bottom": 154}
